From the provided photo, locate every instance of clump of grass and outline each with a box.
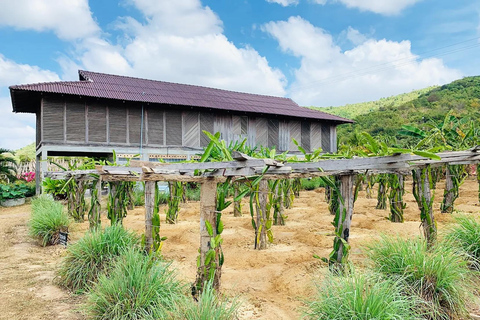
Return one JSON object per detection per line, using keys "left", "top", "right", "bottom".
{"left": 180, "top": 280, "right": 239, "bottom": 320}
{"left": 445, "top": 215, "right": 480, "bottom": 270}
{"left": 57, "top": 225, "right": 139, "bottom": 293}
{"left": 304, "top": 272, "right": 419, "bottom": 320}
{"left": 29, "top": 195, "right": 70, "bottom": 246}
{"left": 85, "top": 248, "right": 184, "bottom": 320}
{"left": 366, "top": 235, "right": 472, "bottom": 319}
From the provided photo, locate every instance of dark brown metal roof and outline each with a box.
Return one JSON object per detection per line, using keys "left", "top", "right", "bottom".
{"left": 10, "top": 70, "right": 352, "bottom": 123}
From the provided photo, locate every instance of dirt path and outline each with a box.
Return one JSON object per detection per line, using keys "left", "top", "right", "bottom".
{"left": 1, "top": 179, "right": 479, "bottom": 319}
{"left": 0, "top": 205, "right": 84, "bottom": 320}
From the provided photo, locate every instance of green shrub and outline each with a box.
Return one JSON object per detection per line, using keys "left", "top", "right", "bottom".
{"left": 180, "top": 280, "right": 239, "bottom": 320}
{"left": 85, "top": 248, "right": 184, "bottom": 320}
{"left": 133, "top": 187, "right": 145, "bottom": 206}
{"left": 366, "top": 236, "right": 472, "bottom": 319}
{"left": 57, "top": 225, "right": 139, "bottom": 293}
{"left": 29, "top": 195, "right": 70, "bottom": 246}
{"left": 300, "top": 177, "right": 325, "bottom": 191}
{"left": 304, "top": 272, "right": 419, "bottom": 320}
{"left": 185, "top": 185, "right": 200, "bottom": 201}
{"left": 445, "top": 215, "right": 480, "bottom": 270}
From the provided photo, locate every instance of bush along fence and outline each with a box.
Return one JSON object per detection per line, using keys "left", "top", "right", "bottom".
{"left": 44, "top": 147, "right": 480, "bottom": 295}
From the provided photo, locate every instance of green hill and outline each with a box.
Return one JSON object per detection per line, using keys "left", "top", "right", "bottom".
{"left": 311, "top": 86, "right": 436, "bottom": 119}
{"left": 315, "top": 76, "right": 480, "bottom": 148}
{"left": 14, "top": 142, "right": 35, "bottom": 162}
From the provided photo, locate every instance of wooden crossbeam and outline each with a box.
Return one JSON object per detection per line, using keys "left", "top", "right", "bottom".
{"left": 44, "top": 149, "right": 480, "bottom": 182}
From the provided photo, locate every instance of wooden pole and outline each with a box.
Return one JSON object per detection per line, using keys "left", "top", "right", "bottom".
{"left": 255, "top": 180, "right": 268, "bottom": 250}
{"left": 328, "top": 174, "right": 355, "bottom": 270}
{"left": 144, "top": 181, "right": 155, "bottom": 252}
{"left": 194, "top": 178, "right": 221, "bottom": 295}
{"left": 413, "top": 167, "right": 436, "bottom": 246}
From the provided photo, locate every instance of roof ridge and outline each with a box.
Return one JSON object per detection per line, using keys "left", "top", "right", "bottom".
{"left": 9, "top": 80, "right": 88, "bottom": 90}
{"left": 78, "top": 69, "right": 294, "bottom": 102}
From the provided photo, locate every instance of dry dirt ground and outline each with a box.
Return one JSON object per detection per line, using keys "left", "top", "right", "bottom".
{"left": 1, "top": 179, "right": 479, "bottom": 320}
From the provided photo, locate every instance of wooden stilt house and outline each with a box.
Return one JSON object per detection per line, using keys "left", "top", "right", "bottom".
{"left": 9, "top": 70, "right": 352, "bottom": 189}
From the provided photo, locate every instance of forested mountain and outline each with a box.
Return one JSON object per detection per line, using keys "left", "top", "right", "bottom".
{"left": 314, "top": 76, "right": 480, "bottom": 148}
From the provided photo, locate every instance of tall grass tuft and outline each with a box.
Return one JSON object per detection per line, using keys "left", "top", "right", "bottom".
{"left": 180, "top": 280, "right": 239, "bottom": 320}
{"left": 29, "top": 195, "right": 70, "bottom": 246}
{"left": 57, "top": 225, "right": 139, "bottom": 293}
{"left": 304, "top": 272, "right": 419, "bottom": 320}
{"left": 85, "top": 248, "right": 184, "bottom": 320}
{"left": 366, "top": 235, "right": 472, "bottom": 319}
{"left": 445, "top": 215, "right": 480, "bottom": 270}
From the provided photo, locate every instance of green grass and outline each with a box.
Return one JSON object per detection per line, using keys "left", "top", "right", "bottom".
{"left": 57, "top": 225, "right": 139, "bottom": 293}
{"left": 29, "top": 195, "right": 70, "bottom": 246}
{"left": 304, "top": 272, "right": 420, "bottom": 320}
{"left": 85, "top": 248, "right": 185, "bottom": 320}
{"left": 445, "top": 215, "right": 480, "bottom": 270}
{"left": 185, "top": 185, "right": 200, "bottom": 201}
{"left": 365, "top": 235, "right": 473, "bottom": 319}
{"left": 300, "top": 177, "right": 326, "bottom": 191}
{"left": 180, "top": 280, "right": 239, "bottom": 320}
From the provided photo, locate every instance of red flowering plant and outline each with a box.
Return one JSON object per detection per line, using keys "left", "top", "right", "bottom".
{"left": 19, "top": 171, "right": 35, "bottom": 182}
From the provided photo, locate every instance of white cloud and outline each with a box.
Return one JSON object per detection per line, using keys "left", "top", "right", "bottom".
{"left": 266, "top": 0, "right": 299, "bottom": 6}
{"left": 0, "top": 55, "right": 60, "bottom": 86}
{"left": 336, "top": 0, "right": 423, "bottom": 15}
{"left": 263, "top": 16, "right": 462, "bottom": 106}
{"left": 268, "top": 0, "right": 423, "bottom": 14}
{"left": 0, "top": 0, "right": 99, "bottom": 40}
{"left": 0, "top": 56, "right": 60, "bottom": 150}
{"left": 62, "top": 0, "right": 286, "bottom": 96}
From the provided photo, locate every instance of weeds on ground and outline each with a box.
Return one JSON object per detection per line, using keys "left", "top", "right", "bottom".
{"left": 365, "top": 235, "right": 473, "bottom": 319}
{"left": 57, "top": 225, "right": 139, "bottom": 293}
{"left": 445, "top": 214, "right": 480, "bottom": 270}
{"left": 179, "top": 279, "right": 239, "bottom": 320}
{"left": 304, "top": 271, "right": 419, "bottom": 320}
{"left": 85, "top": 248, "right": 184, "bottom": 320}
{"left": 29, "top": 195, "right": 70, "bottom": 246}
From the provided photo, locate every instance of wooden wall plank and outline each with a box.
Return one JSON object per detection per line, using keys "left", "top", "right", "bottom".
{"left": 66, "top": 100, "right": 85, "bottom": 142}
{"left": 289, "top": 120, "right": 301, "bottom": 151}
{"left": 322, "top": 124, "right": 331, "bottom": 153}
{"left": 166, "top": 110, "right": 182, "bottom": 146}
{"left": 200, "top": 112, "right": 214, "bottom": 147}
{"left": 256, "top": 118, "right": 268, "bottom": 148}
{"left": 109, "top": 105, "right": 127, "bottom": 143}
{"left": 301, "top": 121, "right": 311, "bottom": 152}
{"left": 148, "top": 108, "right": 164, "bottom": 145}
{"left": 88, "top": 102, "right": 107, "bottom": 143}
{"left": 247, "top": 117, "right": 256, "bottom": 148}
{"left": 214, "top": 114, "right": 233, "bottom": 143}
{"left": 278, "top": 120, "right": 289, "bottom": 152}
{"left": 42, "top": 96, "right": 65, "bottom": 142}
{"left": 183, "top": 111, "right": 200, "bottom": 147}
{"left": 268, "top": 119, "right": 279, "bottom": 149}
{"left": 311, "top": 122, "right": 322, "bottom": 151}
{"left": 128, "top": 105, "right": 142, "bottom": 145}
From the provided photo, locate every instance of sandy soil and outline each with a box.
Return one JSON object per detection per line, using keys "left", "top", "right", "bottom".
{"left": 1, "top": 178, "right": 479, "bottom": 320}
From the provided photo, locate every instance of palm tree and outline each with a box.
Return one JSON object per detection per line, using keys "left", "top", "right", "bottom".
{"left": 0, "top": 148, "right": 17, "bottom": 183}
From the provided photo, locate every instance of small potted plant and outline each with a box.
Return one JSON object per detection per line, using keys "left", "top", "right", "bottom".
{"left": 0, "top": 183, "right": 30, "bottom": 207}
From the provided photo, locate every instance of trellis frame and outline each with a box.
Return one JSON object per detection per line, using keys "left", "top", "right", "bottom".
{"left": 45, "top": 148, "right": 480, "bottom": 291}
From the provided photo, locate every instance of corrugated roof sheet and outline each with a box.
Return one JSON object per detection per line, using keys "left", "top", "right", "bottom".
{"left": 10, "top": 70, "right": 352, "bottom": 123}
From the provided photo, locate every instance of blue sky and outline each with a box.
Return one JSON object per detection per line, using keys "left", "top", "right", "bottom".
{"left": 0, "top": 0, "right": 479, "bottom": 150}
